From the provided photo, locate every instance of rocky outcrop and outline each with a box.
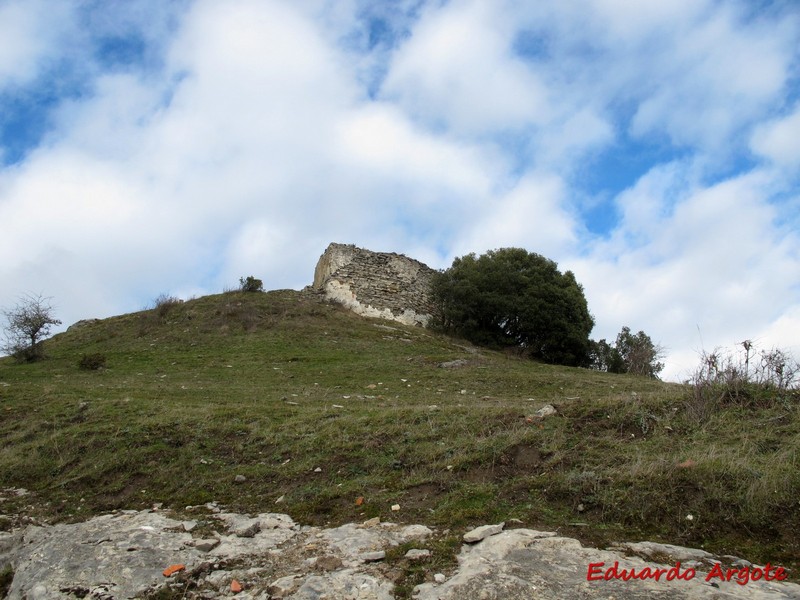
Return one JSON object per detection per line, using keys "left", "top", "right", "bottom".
{"left": 1, "top": 509, "right": 798, "bottom": 599}
{"left": 0, "top": 508, "right": 433, "bottom": 599}
{"left": 311, "top": 243, "right": 437, "bottom": 327}
{"left": 66, "top": 319, "right": 101, "bottom": 332}
{"left": 417, "top": 528, "right": 799, "bottom": 599}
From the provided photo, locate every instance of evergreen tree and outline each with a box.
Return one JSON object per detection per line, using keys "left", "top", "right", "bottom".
{"left": 430, "top": 248, "right": 594, "bottom": 366}
{"left": 590, "top": 326, "right": 664, "bottom": 378}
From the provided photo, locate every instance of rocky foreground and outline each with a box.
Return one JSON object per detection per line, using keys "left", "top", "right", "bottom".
{"left": 1, "top": 503, "right": 798, "bottom": 599}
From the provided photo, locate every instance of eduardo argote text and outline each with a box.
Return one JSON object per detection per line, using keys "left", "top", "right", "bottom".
{"left": 587, "top": 561, "right": 788, "bottom": 586}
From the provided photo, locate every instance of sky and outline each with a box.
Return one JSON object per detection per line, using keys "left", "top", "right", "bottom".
{"left": 0, "top": 0, "right": 798, "bottom": 381}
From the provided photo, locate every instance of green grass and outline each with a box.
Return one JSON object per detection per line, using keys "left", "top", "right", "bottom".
{"left": 0, "top": 289, "right": 798, "bottom": 579}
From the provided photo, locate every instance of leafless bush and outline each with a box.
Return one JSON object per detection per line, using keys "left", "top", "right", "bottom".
{"left": 687, "top": 341, "right": 799, "bottom": 418}
{"left": 153, "top": 293, "right": 182, "bottom": 321}
{"left": 78, "top": 353, "right": 107, "bottom": 370}
{"left": 2, "top": 294, "right": 62, "bottom": 362}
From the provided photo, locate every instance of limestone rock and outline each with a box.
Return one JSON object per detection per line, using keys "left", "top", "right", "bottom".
{"left": 267, "top": 575, "right": 299, "bottom": 597}
{"left": 534, "top": 404, "right": 557, "bottom": 418}
{"left": 317, "top": 522, "right": 431, "bottom": 561}
{"left": 416, "top": 529, "right": 800, "bottom": 600}
{"left": 2, "top": 510, "right": 799, "bottom": 600}
{"left": 292, "top": 570, "right": 394, "bottom": 600}
{"left": 181, "top": 520, "right": 198, "bottom": 532}
{"left": 314, "top": 554, "right": 343, "bottom": 571}
{"left": 438, "top": 359, "right": 469, "bottom": 369}
{"left": 463, "top": 522, "right": 505, "bottom": 543}
{"left": 66, "top": 319, "right": 100, "bottom": 332}
{"left": 360, "top": 551, "right": 386, "bottom": 562}
{"left": 192, "top": 538, "right": 221, "bottom": 552}
{"left": 4, "top": 511, "right": 196, "bottom": 599}
{"left": 401, "top": 524, "right": 433, "bottom": 540}
{"left": 613, "top": 540, "right": 715, "bottom": 562}
{"left": 0, "top": 530, "right": 22, "bottom": 568}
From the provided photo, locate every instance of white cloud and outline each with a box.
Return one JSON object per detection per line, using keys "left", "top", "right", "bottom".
{"left": 49, "top": 73, "right": 163, "bottom": 158}
{"left": 333, "top": 103, "right": 496, "bottom": 194}
{"left": 627, "top": 7, "right": 792, "bottom": 150}
{"left": 382, "top": 0, "right": 551, "bottom": 134}
{"left": 224, "top": 219, "right": 293, "bottom": 285}
{"left": 612, "top": 163, "right": 688, "bottom": 246}
{"left": 1, "top": 0, "right": 510, "bottom": 326}
{"left": 574, "top": 165, "right": 799, "bottom": 381}
{"left": 751, "top": 103, "right": 800, "bottom": 169}
{"left": 518, "top": 1, "right": 797, "bottom": 156}
{"left": 757, "top": 305, "right": 800, "bottom": 357}
{"left": 455, "top": 173, "right": 577, "bottom": 259}
{"left": 0, "top": 0, "right": 77, "bottom": 89}
{"left": 552, "top": 109, "right": 614, "bottom": 156}
{"left": 587, "top": 0, "right": 712, "bottom": 40}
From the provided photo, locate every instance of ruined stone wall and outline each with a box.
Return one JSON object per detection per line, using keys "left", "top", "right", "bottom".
{"left": 312, "top": 243, "right": 436, "bottom": 326}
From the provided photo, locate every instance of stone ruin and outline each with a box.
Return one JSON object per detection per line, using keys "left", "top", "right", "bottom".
{"left": 311, "top": 243, "right": 437, "bottom": 327}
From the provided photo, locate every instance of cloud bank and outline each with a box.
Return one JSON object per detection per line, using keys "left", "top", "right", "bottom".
{"left": 1, "top": 0, "right": 798, "bottom": 381}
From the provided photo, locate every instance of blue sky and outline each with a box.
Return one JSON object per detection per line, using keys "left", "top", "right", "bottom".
{"left": 1, "top": 0, "right": 799, "bottom": 381}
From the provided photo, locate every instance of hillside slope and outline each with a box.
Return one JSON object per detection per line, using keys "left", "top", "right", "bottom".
{"left": 0, "top": 290, "right": 797, "bottom": 575}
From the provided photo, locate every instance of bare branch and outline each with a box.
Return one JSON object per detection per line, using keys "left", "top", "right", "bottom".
{"left": 2, "top": 294, "right": 62, "bottom": 362}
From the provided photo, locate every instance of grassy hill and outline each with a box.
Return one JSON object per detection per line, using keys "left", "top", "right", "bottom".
{"left": 1, "top": 289, "right": 798, "bottom": 576}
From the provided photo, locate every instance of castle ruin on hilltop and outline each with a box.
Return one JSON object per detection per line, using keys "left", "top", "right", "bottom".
{"left": 311, "top": 243, "right": 437, "bottom": 326}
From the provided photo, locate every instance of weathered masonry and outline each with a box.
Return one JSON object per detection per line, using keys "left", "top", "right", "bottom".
{"left": 312, "top": 243, "right": 436, "bottom": 326}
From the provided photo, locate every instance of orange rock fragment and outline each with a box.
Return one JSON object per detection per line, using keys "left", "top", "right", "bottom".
{"left": 162, "top": 564, "right": 185, "bottom": 577}
{"left": 355, "top": 496, "right": 364, "bottom": 506}
{"left": 231, "top": 580, "right": 243, "bottom": 593}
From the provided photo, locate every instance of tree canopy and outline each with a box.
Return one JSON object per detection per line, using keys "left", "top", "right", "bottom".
{"left": 590, "top": 326, "right": 664, "bottom": 378}
{"left": 429, "top": 248, "right": 595, "bottom": 366}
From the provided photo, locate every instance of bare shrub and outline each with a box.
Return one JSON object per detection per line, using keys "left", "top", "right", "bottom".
{"left": 686, "top": 341, "right": 799, "bottom": 418}
{"left": 78, "top": 353, "right": 107, "bottom": 370}
{"left": 2, "top": 294, "right": 62, "bottom": 363}
{"left": 153, "top": 293, "right": 182, "bottom": 321}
